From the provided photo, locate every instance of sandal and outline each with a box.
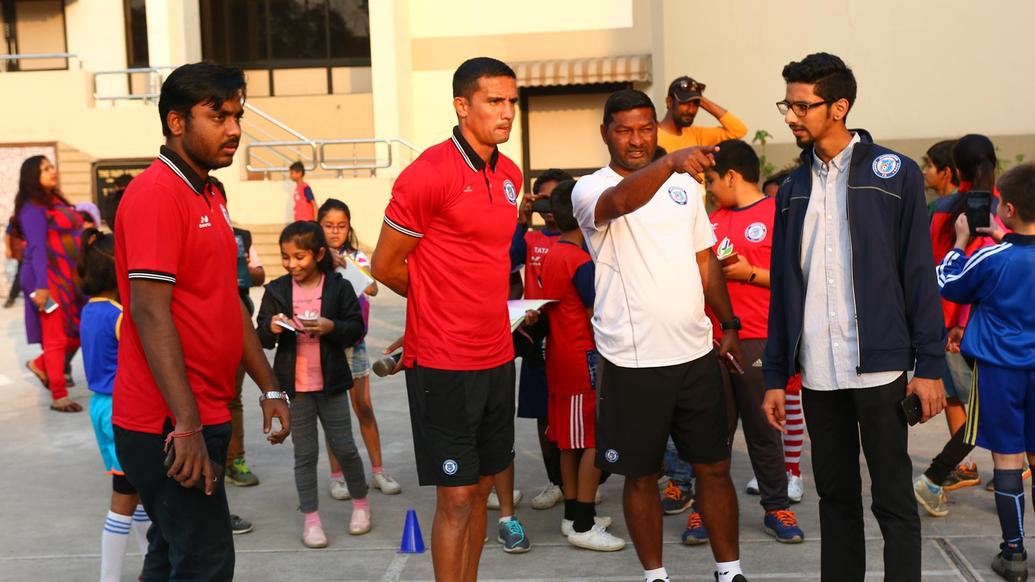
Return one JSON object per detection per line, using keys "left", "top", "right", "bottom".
{"left": 50, "top": 397, "right": 82, "bottom": 413}
{"left": 26, "top": 360, "right": 48, "bottom": 388}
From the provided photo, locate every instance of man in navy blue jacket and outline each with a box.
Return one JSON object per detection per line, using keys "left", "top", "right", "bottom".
{"left": 760, "top": 53, "right": 946, "bottom": 582}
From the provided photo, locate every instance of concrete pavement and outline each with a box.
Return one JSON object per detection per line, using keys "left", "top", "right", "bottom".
{"left": 0, "top": 288, "right": 1013, "bottom": 581}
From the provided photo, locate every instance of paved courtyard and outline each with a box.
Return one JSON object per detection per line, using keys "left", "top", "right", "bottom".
{"left": 0, "top": 288, "right": 1013, "bottom": 581}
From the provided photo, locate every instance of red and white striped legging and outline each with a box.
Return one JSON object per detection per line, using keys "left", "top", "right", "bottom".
{"left": 784, "top": 374, "right": 805, "bottom": 476}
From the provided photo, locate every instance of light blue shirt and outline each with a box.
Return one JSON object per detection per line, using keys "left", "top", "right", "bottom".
{"left": 799, "top": 133, "right": 903, "bottom": 390}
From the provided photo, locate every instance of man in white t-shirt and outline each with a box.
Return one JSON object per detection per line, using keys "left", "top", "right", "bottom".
{"left": 571, "top": 89, "right": 748, "bottom": 582}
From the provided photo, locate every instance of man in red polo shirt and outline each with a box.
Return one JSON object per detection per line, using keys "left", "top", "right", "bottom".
{"left": 112, "top": 62, "right": 290, "bottom": 581}
{"left": 371, "top": 57, "right": 521, "bottom": 581}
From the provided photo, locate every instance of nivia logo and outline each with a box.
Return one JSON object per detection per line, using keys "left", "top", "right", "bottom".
{"left": 604, "top": 449, "right": 619, "bottom": 463}
{"left": 198, "top": 215, "right": 212, "bottom": 229}
{"left": 442, "top": 459, "right": 459, "bottom": 475}
{"left": 872, "top": 154, "right": 902, "bottom": 179}
{"left": 503, "top": 179, "right": 518, "bottom": 205}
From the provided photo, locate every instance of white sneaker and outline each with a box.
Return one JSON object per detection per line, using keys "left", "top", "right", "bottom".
{"left": 371, "top": 472, "right": 401, "bottom": 495}
{"left": 330, "top": 477, "right": 351, "bottom": 500}
{"left": 487, "top": 488, "right": 522, "bottom": 510}
{"left": 531, "top": 484, "right": 563, "bottom": 510}
{"left": 746, "top": 476, "right": 759, "bottom": 495}
{"left": 567, "top": 524, "right": 626, "bottom": 552}
{"left": 787, "top": 472, "right": 804, "bottom": 503}
{"left": 561, "top": 516, "right": 612, "bottom": 536}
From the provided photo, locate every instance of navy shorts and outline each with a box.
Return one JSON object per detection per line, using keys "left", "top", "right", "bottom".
{"left": 517, "top": 362, "right": 548, "bottom": 419}
{"left": 966, "top": 361, "right": 1035, "bottom": 454}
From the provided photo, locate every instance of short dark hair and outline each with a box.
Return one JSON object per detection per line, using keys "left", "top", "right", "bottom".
{"left": 289, "top": 161, "right": 305, "bottom": 175}
{"left": 712, "top": 140, "right": 761, "bottom": 184}
{"left": 782, "top": 52, "right": 857, "bottom": 114}
{"left": 997, "top": 162, "right": 1035, "bottom": 222}
{"left": 548, "top": 179, "right": 579, "bottom": 232}
{"left": 602, "top": 89, "right": 656, "bottom": 127}
{"left": 762, "top": 168, "right": 792, "bottom": 193}
{"left": 452, "top": 57, "right": 516, "bottom": 99}
{"left": 158, "top": 62, "right": 246, "bottom": 137}
{"left": 279, "top": 221, "right": 334, "bottom": 274}
{"left": 532, "top": 169, "right": 574, "bottom": 194}
{"left": 78, "top": 228, "right": 117, "bottom": 297}
{"left": 925, "top": 140, "right": 959, "bottom": 186}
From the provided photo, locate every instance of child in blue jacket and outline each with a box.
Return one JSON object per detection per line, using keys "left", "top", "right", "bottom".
{"left": 937, "top": 162, "right": 1035, "bottom": 582}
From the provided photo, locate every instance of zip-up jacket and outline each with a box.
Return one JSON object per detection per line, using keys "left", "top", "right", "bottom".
{"left": 256, "top": 272, "right": 365, "bottom": 398}
{"left": 763, "top": 130, "right": 946, "bottom": 390}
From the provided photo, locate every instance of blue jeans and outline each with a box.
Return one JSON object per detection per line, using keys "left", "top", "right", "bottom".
{"left": 663, "top": 439, "right": 694, "bottom": 489}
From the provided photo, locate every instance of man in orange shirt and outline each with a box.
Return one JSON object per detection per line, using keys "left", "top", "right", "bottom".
{"left": 658, "top": 76, "right": 747, "bottom": 152}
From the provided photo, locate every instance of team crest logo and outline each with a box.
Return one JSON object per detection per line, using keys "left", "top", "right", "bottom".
{"left": 442, "top": 459, "right": 459, "bottom": 475}
{"left": 668, "top": 186, "right": 688, "bottom": 205}
{"left": 872, "top": 154, "right": 901, "bottom": 179}
{"left": 503, "top": 179, "right": 518, "bottom": 205}
{"left": 744, "top": 222, "right": 767, "bottom": 243}
{"left": 604, "top": 449, "right": 619, "bottom": 463}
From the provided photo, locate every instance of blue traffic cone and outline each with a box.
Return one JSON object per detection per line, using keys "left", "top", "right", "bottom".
{"left": 399, "top": 508, "right": 425, "bottom": 553}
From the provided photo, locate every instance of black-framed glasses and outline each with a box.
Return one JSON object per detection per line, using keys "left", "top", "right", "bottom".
{"left": 776, "top": 100, "right": 831, "bottom": 117}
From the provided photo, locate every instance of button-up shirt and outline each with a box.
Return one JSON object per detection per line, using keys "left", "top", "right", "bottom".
{"left": 799, "top": 133, "right": 903, "bottom": 391}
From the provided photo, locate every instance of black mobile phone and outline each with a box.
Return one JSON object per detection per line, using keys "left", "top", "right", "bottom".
{"left": 900, "top": 393, "right": 922, "bottom": 426}
{"left": 163, "top": 445, "right": 224, "bottom": 491}
{"left": 965, "top": 190, "right": 992, "bottom": 235}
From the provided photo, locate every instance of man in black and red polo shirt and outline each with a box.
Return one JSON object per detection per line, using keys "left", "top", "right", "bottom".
{"left": 371, "top": 57, "right": 522, "bottom": 581}
{"left": 113, "top": 62, "right": 290, "bottom": 581}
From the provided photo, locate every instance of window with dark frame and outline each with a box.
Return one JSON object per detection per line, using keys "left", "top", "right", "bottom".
{"left": 200, "top": 0, "right": 369, "bottom": 76}
{"left": 123, "top": 0, "right": 149, "bottom": 68}
{"left": 0, "top": 0, "right": 69, "bottom": 72}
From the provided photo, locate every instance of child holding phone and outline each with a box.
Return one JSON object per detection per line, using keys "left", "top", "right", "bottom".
{"left": 256, "top": 221, "right": 368, "bottom": 548}
{"left": 937, "top": 162, "right": 1035, "bottom": 581}
{"left": 77, "top": 228, "right": 152, "bottom": 581}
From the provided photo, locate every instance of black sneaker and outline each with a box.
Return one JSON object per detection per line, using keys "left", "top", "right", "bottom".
{"left": 991, "top": 546, "right": 1028, "bottom": 582}
{"left": 661, "top": 479, "right": 693, "bottom": 515}
{"left": 713, "top": 573, "right": 749, "bottom": 581}
{"left": 230, "top": 514, "right": 254, "bottom": 535}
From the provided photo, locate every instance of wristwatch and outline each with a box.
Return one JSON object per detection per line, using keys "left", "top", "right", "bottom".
{"left": 259, "top": 390, "right": 290, "bottom": 405}
{"left": 720, "top": 316, "right": 742, "bottom": 331}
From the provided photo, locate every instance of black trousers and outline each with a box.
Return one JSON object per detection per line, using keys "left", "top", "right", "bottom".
{"left": 803, "top": 375, "right": 920, "bottom": 582}
{"left": 114, "top": 423, "right": 235, "bottom": 582}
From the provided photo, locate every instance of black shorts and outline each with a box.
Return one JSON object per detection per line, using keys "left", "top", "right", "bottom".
{"left": 596, "top": 352, "right": 730, "bottom": 476}
{"left": 405, "top": 362, "right": 516, "bottom": 487}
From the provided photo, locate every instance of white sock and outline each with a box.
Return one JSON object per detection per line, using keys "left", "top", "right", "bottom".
{"left": 131, "top": 505, "right": 151, "bottom": 555}
{"left": 644, "top": 566, "right": 669, "bottom": 581}
{"left": 101, "top": 511, "right": 132, "bottom": 582}
{"left": 716, "top": 560, "right": 743, "bottom": 582}
{"left": 498, "top": 515, "right": 513, "bottom": 523}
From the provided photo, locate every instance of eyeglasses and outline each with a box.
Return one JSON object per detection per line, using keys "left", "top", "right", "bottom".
{"left": 776, "top": 100, "right": 831, "bottom": 117}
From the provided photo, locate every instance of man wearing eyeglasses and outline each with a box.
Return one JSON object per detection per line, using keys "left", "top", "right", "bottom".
{"left": 761, "top": 52, "right": 946, "bottom": 582}
{"left": 657, "top": 76, "right": 747, "bottom": 154}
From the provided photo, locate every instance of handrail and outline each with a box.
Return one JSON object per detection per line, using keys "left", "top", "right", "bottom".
{"left": 244, "top": 140, "right": 318, "bottom": 175}
{"left": 0, "top": 52, "right": 78, "bottom": 72}
{"left": 92, "top": 66, "right": 174, "bottom": 102}
{"left": 318, "top": 139, "right": 393, "bottom": 171}
{"left": 243, "top": 102, "right": 310, "bottom": 143}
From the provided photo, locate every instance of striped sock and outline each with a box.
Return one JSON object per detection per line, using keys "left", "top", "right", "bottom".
{"left": 131, "top": 504, "right": 151, "bottom": 555}
{"left": 783, "top": 391, "right": 804, "bottom": 476}
{"left": 101, "top": 511, "right": 132, "bottom": 582}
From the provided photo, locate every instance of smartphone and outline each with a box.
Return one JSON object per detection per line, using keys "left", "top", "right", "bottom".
{"left": 900, "top": 393, "right": 922, "bottom": 426}
{"left": 163, "top": 445, "right": 225, "bottom": 491}
{"left": 29, "top": 291, "right": 59, "bottom": 314}
{"left": 274, "top": 319, "right": 297, "bottom": 333}
{"left": 965, "top": 190, "right": 992, "bottom": 235}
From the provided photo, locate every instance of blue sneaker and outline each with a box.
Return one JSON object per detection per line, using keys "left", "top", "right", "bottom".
{"left": 764, "top": 509, "right": 804, "bottom": 543}
{"left": 681, "top": 510, "right": 709, "bottom": 545}
{"left": 497, "top": 517, "right": 531, "bottom": 553}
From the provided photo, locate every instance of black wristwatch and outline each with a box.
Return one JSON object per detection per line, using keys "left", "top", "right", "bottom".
{"left": 720, "top": 316, "right": 742, "bottom": 331}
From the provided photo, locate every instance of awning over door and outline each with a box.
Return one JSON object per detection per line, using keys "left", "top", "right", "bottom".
{"left": 511, "top": 54, "right": 652, "bottom": 88}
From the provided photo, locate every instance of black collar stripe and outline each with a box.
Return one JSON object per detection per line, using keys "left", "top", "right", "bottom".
{"left": 450, "top": 126, "right": 499, "bottom": 172}
{"left": 157, "top": 146, "right": 207, "bottom": 195}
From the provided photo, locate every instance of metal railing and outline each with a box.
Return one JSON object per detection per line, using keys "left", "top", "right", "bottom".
{"left": 0, "top": 52, "right": 78, "bottom": 72}
{"left": 92, "top": 67, "right": 174, "bottom": 102}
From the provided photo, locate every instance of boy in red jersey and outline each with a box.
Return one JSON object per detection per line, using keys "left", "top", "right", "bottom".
{"left": 540, "top": 179, "right": 625, "bottom": 552}
{"left": 704, "top": 140, "right": 804, "bottom": 544}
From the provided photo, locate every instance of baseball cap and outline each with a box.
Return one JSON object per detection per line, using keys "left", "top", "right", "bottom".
{"left": 668, "top": 76, "right": 705, "bottom": 103}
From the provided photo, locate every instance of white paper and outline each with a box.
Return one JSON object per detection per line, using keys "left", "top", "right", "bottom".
{"left": 337, "top": 255, "right": 374, "bottom": 296}
{"left": 507, "top": 299, "right": 555, "bottom": 332}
